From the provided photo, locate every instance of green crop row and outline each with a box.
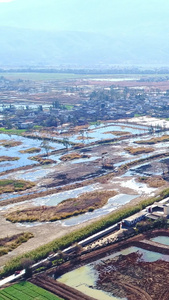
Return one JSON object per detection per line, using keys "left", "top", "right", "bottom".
{"left": 0, "top": 281, "right": 63, "bottom": 300}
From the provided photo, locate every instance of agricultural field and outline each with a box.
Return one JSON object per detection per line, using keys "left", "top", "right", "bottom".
{"left": 0, "top": 281, "right": 63, "bottom": 300}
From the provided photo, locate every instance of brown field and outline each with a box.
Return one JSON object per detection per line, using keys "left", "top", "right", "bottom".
{"left": 0, "top": 179, "right": 35, "bottom": 194}
{"left": 138, "top": 176, "right": 166, "bottom": 188}
{"left": 0, "top": 140, "right": 22, "bottom": 148}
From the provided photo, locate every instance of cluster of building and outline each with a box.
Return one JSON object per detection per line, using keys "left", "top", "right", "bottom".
{"left": 122, "top": 198, "right": 169, "bottom": 227}
{"left": 1, "top": 74, "right": 169, "bottom": 128}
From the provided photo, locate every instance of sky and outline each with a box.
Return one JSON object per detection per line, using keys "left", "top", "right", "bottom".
{"left": 0, "top": 0, "right": 169, "bottom": 36}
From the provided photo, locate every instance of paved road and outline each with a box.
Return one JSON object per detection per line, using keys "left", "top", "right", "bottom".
{"left": 0, "top": 270, "right": 25, "bottom": 287}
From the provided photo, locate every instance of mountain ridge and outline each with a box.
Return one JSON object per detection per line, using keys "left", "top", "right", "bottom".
{"left": 1, "top": 27, "right": 168, "bottom": 67}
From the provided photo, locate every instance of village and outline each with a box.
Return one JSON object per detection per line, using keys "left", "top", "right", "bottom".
{"left": 1, "top": 74, "right": 169, "bottom": 130}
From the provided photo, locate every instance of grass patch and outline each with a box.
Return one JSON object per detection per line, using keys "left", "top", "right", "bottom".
{"left": 0, "top": 281, "right": 63, "bottom": 299}
{"left": 135, "top": 135, "right": 169, "bottom": 145}
{"left": 60, "top": 152, "right": 90, "bottom": 161}
{"left": 0, "top": 128, "right": 26, "bottom": 135}
{"left": 6, "top": 190, "right": 117, "bottom": 222}
{"left": 0, "top": 179, "right": 35, "bottom": 194}
{"left": 64, "top": 104, "right": 74, "bottom": 110}
{"left": 0, "top": 140, "right": 22, "bottom": 148}
{"left": 138, "top": 176, "right": 166, "bottom": 188}
{"left": 0, "top": 156, "right": 19, "bottom": 162}
{"left": 29, "top": 156, "right": 55, "bottom": 164}
{"left": 125, "top": 146, "right": 154, "bottom": 155}
{"left": 104, "top": 131, "right": 130, "bottom": 136}
{"left": 19, "top": 147, "right": 41, "bottom": 154}
{"left": 0, "top": 233, "right": 34, "bottom": 257}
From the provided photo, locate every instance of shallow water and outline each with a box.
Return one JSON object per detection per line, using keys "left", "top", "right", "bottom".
{"left": 34, "top": 184, "right": 98, "bottom": 206}
{"left": 150, "top": 236, "right": 169, "bottom": 246}
{"left": 121, "top": 178, "right": 155, "bottom": 195}
{"left": 0, "top": 133, "right": 63, "bottom": 172}
{"left": 60, "top": 122, "right": 148, "bottom": 145}
{"left": 2, "top": 164, "right": 55, "bottom": 182}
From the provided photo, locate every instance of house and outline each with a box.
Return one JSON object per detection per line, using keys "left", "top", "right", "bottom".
{"left": 145, "top": 200, "right": 169, "bottom": 220}
{"left": 122, "top": 211, "right": 146, "bottom": 227}
{"left": 17, "top": 122, "right": 33, "bottom": 129}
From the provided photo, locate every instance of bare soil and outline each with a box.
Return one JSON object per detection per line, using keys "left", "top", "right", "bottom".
{"left": 95, "top": 252, "right": 169, "bottom": 300}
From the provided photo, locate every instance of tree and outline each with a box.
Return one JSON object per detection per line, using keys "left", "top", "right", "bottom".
{"left": 62, "top": 138, "right": 70, "bottom": 150}
{"left": 41, "top": 139, "right": 50, "bottom": 155}
{"left": 38, "top": 105, "right": 43, "bottom": 112}
{"left": 21, "top": 258, "right": 34, "bottom": 279}
{"left": 52, "top": 100, "right": 60, "bottom": 108}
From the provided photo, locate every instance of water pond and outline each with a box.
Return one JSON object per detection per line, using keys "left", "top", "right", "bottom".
{"left": 58, "top": 246, "right": 169, "bottom": 300}
{"left": 150, "top": 236, "right": 169, "bottom": 246}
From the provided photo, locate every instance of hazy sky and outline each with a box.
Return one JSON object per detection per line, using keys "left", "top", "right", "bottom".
{"left": 0, "top": 0, "right": 169, "bottom": 36}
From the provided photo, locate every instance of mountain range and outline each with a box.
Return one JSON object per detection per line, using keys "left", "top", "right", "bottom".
{"left": 1, "top": 27, "right": 169, "bottom": 67}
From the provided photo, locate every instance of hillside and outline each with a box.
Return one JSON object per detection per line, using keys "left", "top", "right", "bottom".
{"left": 1, "top": 27, "right": 169, "bottom": 67}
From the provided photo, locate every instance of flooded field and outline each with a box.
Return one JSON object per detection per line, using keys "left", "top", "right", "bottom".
{"left": 0, "top": 133, "right": 63, "bottom": 172}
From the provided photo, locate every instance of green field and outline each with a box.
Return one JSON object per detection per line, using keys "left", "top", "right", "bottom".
{"left": 0, "top": 72, "right": 143, "bottom": 81}
{"left": 0, "top": 281, "right": 63, "bottom": 300}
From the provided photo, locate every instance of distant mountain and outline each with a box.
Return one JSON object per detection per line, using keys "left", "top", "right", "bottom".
{"left": 1, "top": 27, "right": 169, "bottom": 67}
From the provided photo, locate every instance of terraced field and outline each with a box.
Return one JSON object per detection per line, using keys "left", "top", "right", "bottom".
{"left": 0, "top": 281, "right": 63, "bottom": 300}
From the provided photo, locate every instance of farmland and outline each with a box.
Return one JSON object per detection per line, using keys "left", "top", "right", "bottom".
{"left": 0, "top": 281, "right": 63, "bottom": 300}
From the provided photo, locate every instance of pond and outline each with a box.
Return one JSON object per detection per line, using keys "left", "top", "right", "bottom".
{"left": 58, "top": 246, "right": 169, "bottom": 300}
{"left": 150, "top": 236, "right": 169, "bottom": 246}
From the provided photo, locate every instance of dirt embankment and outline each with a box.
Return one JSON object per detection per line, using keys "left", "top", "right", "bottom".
{"left": 30, "top": 275, "right": 96, "bottom": 300}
